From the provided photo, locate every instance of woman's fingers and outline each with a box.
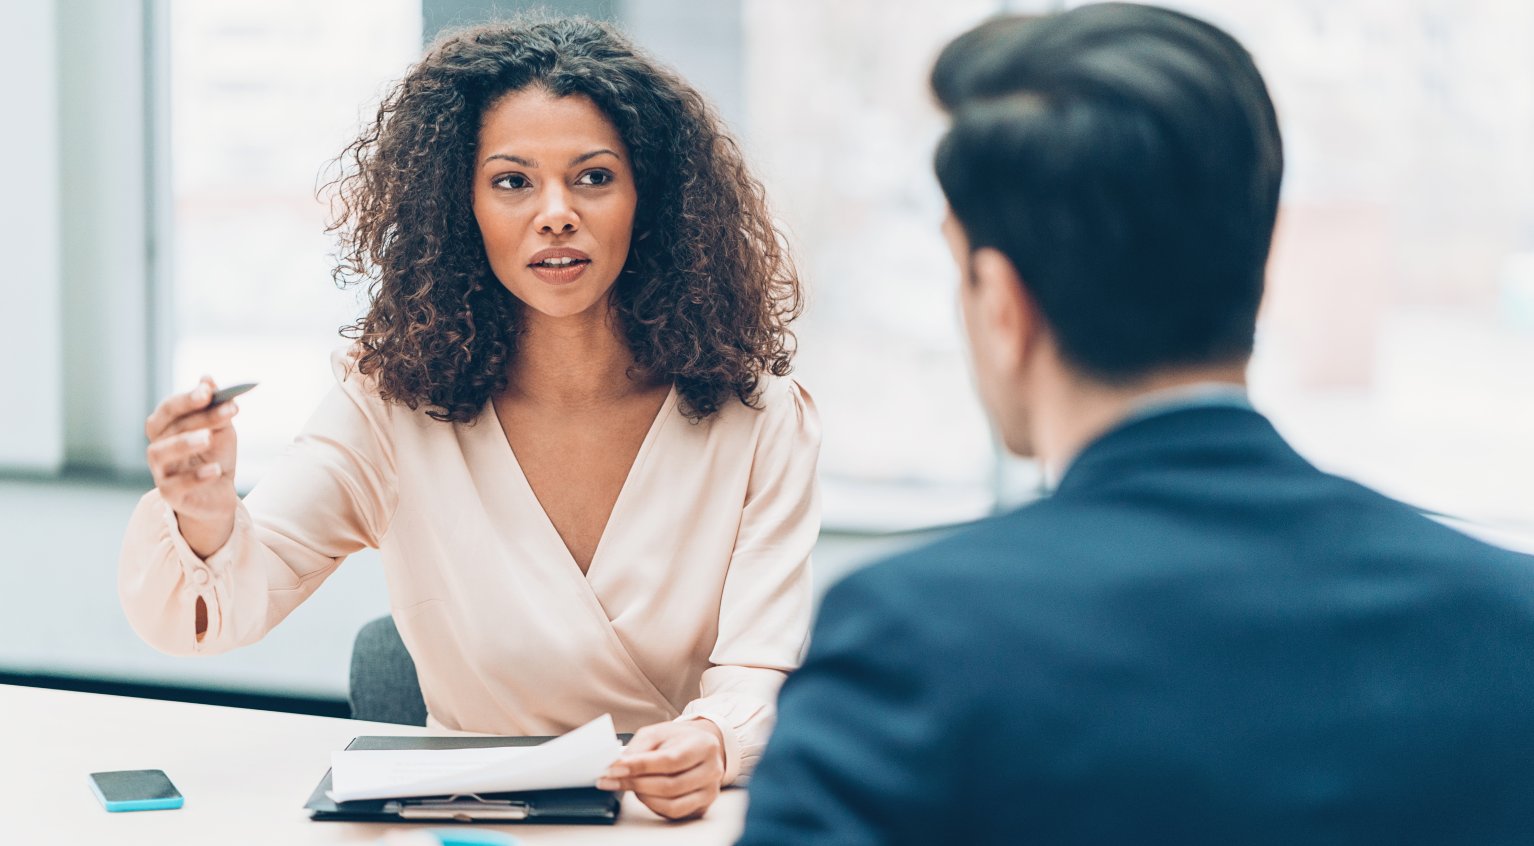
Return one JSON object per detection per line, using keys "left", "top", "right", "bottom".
{"left": 604, "top": 721, "right": 723, "bottom": 778}
{"left": 597, "top": 721, "right": 725, "bottom": 820}
{"left": 158, "top": 460, "right": 224, "bottom": 494}
{"left": 634, "top": 785, "right": 717, "bottom": 821}
{"left": 147, "top": 428, "right": 216, "bottom": 480}
{"left": 158, "top": 400, "right": 240, "bottom": 439}
{"left": 598, "top": 760, "right": 716, "bottom": 797}
{"left": 612, "top": 722, "right": 723, "bottom": 775}
{"left": 142, "top": 376, "right": 240, "bottom": 556}
{"left": 617, "top": 745, "right": 696, "bottom": 777}
{"left": 154, "top": 461, "right": 227, "bottom": 518}
{"left": 622, "top": 725, "right": 667, "bottom": 755}
{"left": 145, "top": 378, "right": 216, "bottom": 440}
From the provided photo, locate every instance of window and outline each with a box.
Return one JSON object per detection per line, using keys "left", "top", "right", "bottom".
{"left": 742, "top": 0, "right": 1022, "bottom": 529}
{"left": 163, "top": 0, "right": 1534, "bottom": 534}
{"left": 1150, "top": 1, "right": 1534, "bottom": 528}
{"left": 169, "top": 0, "right": 421, "bottom": 485}
{"left": 746, "top": 0, "right": 1534, "bottom": 531}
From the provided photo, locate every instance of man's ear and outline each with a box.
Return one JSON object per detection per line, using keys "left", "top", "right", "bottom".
{"left": 970, "top": 246, "right": 1035, "bottom": 376}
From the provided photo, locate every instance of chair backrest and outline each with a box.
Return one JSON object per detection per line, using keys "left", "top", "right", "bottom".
{"left": 348, "top": 615, "right": 428, "bottom": 726}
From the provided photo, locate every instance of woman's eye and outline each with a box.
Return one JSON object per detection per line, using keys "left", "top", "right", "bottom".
{"left": 576, "top": 170, "right": 613, "bottom": 186}
{"left": 493, "top": 173, "right": 530, "bottom": 190}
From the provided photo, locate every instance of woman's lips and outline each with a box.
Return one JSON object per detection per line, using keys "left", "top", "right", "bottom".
{"left": 527, "top": 257, "right": 591, "bottom": 285}
{"left": 527, "top": 247, "right": 592, "bottom": 285}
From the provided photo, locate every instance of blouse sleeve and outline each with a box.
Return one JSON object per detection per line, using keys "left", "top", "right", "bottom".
{"left": 678, "top": 378, "right": 821, "bottom": 785}
{"left": 117, "top": 347, "right": 398, "bottom": 655}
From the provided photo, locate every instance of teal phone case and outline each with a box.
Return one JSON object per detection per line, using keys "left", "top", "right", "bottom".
{"left": 89, "top": 770, "right": 184, "bottom": 812}
{"left": 423, "top": 830, "right": 523, "bottom": 845}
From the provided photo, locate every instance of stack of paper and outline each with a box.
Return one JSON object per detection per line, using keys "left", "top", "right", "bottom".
{"left": 327, "top": 714, "right": 623, "bottom": 803}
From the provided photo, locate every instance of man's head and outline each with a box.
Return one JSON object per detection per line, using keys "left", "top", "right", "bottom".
{"left": 932, "top": 3, "right": 1283, "bottom": 455}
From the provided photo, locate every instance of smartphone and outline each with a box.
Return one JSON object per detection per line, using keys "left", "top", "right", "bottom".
{"left": 209, "top": 381, "right": 258, "bottom": 407}
{"left": 88, "top": 769, "right": 184, "bottom": 812}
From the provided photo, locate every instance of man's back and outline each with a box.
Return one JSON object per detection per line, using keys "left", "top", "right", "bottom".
{"left": 742, "top": 406, "right": 1534, "bottom": 844}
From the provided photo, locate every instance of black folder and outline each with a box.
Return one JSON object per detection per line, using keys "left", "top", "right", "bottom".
{"left": 304, "top": 735, "right": 626, "bottom": 824}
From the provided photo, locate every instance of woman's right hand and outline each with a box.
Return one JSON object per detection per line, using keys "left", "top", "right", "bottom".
{"left": 145, "top": 376, "right": 241, "bottom": 559}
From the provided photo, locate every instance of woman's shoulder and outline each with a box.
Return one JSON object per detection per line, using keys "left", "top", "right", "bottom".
{"left": 707, "top": 372, "right": 819, "bottom": 442}
{"left": 325, "top": 343, "right": 435, "bottom": 429}
{"left": 328, "top": 343, "right": 385, "bottom": 402}
{"left": 756, "top": 371, "right": 815, "bottom": 416}
{"left": 319, "top": 344, "right": 474, "bottom": 458}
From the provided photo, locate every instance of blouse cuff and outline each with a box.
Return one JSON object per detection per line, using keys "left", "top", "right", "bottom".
{"left": 154, "top": 496, "right": 248, "bottom": 649}
{"left": 676, "top": 711, "right": 744, "bottom": 787}
{"left": 678, "top": 689, "right": 778, "bottom": 786}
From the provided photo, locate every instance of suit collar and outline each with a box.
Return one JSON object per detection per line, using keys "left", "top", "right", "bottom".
{"left": 1052, "top": 404, "right": 1299, "bottom": 497}
{"left": 1044, "top": 383, "right": 1251, "bottom": 486}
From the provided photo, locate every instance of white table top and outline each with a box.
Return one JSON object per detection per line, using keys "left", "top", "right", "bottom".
{"left": 2, "top": 684, "right": 745, "bottom": 845}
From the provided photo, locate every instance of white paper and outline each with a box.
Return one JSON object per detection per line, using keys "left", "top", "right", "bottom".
{"left": 327, "top": 713, "right": 623, "bottom": 803}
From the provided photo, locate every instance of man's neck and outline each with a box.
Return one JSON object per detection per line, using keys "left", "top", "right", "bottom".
{"left": 506, "top": 307, "right": 652, "bottom": 409}
{"left": 1033, "top": 363, "right": 1250, "bottom": 485}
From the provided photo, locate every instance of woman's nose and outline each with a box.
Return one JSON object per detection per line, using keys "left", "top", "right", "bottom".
{"left": 534, "top": 187, "right": 578, "bottom": 234}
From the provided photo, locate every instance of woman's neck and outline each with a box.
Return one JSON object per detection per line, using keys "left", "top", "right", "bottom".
{"left": 505, "top": 307, "right": 653, "bottom": 408}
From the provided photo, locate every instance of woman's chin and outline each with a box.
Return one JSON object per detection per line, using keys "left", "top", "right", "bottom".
{"left": 501, "top": 272, "right": 619, "bottom": 321}
{"left": 516, "top": 291, "right": 611, "bottom": 321}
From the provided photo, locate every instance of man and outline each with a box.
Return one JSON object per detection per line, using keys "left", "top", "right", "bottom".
{"left": 738, "top": 4, "right": 1534, "bottom": 843}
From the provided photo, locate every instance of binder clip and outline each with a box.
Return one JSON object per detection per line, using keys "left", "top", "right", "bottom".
{"left": 384, "top": 793, "right": 530, "bottom": 822}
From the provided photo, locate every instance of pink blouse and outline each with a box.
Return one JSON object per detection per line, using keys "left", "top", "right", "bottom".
{"left": 118, "top": 348, "right": 821, "bottom": 784}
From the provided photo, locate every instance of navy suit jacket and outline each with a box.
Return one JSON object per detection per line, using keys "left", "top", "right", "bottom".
{"left": 740, "top": 406, "right": 1534, "bottom": 844}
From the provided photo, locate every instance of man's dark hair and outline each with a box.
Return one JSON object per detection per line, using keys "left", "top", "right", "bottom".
{"left": 932, "top": 3, "right": 1283, "bottom": 382}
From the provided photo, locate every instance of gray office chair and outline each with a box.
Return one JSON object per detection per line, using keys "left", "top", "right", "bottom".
{"left": 348, "top": 616, "right": 428, "bottom": 726}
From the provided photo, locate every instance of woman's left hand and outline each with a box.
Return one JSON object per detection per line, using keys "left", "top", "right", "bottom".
{"left": 596, "top": 719, "right": 726, "bottom": 820}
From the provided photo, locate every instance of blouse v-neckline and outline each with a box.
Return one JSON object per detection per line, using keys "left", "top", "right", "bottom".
{"left": 482, "top": 385, "right": 678, "bottom": 583}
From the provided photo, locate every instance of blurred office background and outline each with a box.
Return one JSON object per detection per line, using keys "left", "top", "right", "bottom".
{"left": 2, "top": 0, "right": 1531, "bottom": 714}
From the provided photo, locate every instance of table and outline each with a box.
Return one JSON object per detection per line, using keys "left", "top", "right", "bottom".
{"left": 1, "top": 684, "right": 745, "bottom": 844}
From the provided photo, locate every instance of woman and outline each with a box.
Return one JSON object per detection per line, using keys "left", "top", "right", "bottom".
{"left": 120, "top": 17, "right": 818, "bottom": 821}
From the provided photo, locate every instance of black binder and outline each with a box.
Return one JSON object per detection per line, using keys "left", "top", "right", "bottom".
{"left": 305, "top": 735, "right": 625, "bottom": 824}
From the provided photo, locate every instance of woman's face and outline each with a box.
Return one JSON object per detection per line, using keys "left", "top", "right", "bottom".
{"left": 472, "top": 88, "right": 638, "bottom": 320}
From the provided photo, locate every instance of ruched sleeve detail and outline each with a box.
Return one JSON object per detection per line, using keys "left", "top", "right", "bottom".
{"left": 118, "top": 346, "right": 398, "bottom": 655}
{"left": 678, "top": 377, "right": 821, "bottom": 785}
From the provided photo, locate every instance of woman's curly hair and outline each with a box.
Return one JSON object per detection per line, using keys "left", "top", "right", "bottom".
{"left": 327, "top": 16, "right": 801, "bottom": 422}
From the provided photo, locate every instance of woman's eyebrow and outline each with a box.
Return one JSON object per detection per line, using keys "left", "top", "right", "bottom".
{"left": 570, "top": 148, "right": 620, "bottom": 166}
{"left": 483, "top": 153, "right": 536, "bottom": 168}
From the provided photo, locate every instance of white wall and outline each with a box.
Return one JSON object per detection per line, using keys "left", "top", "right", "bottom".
{"left": 0, "top": 2, "right": 64, "bottom": 472}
